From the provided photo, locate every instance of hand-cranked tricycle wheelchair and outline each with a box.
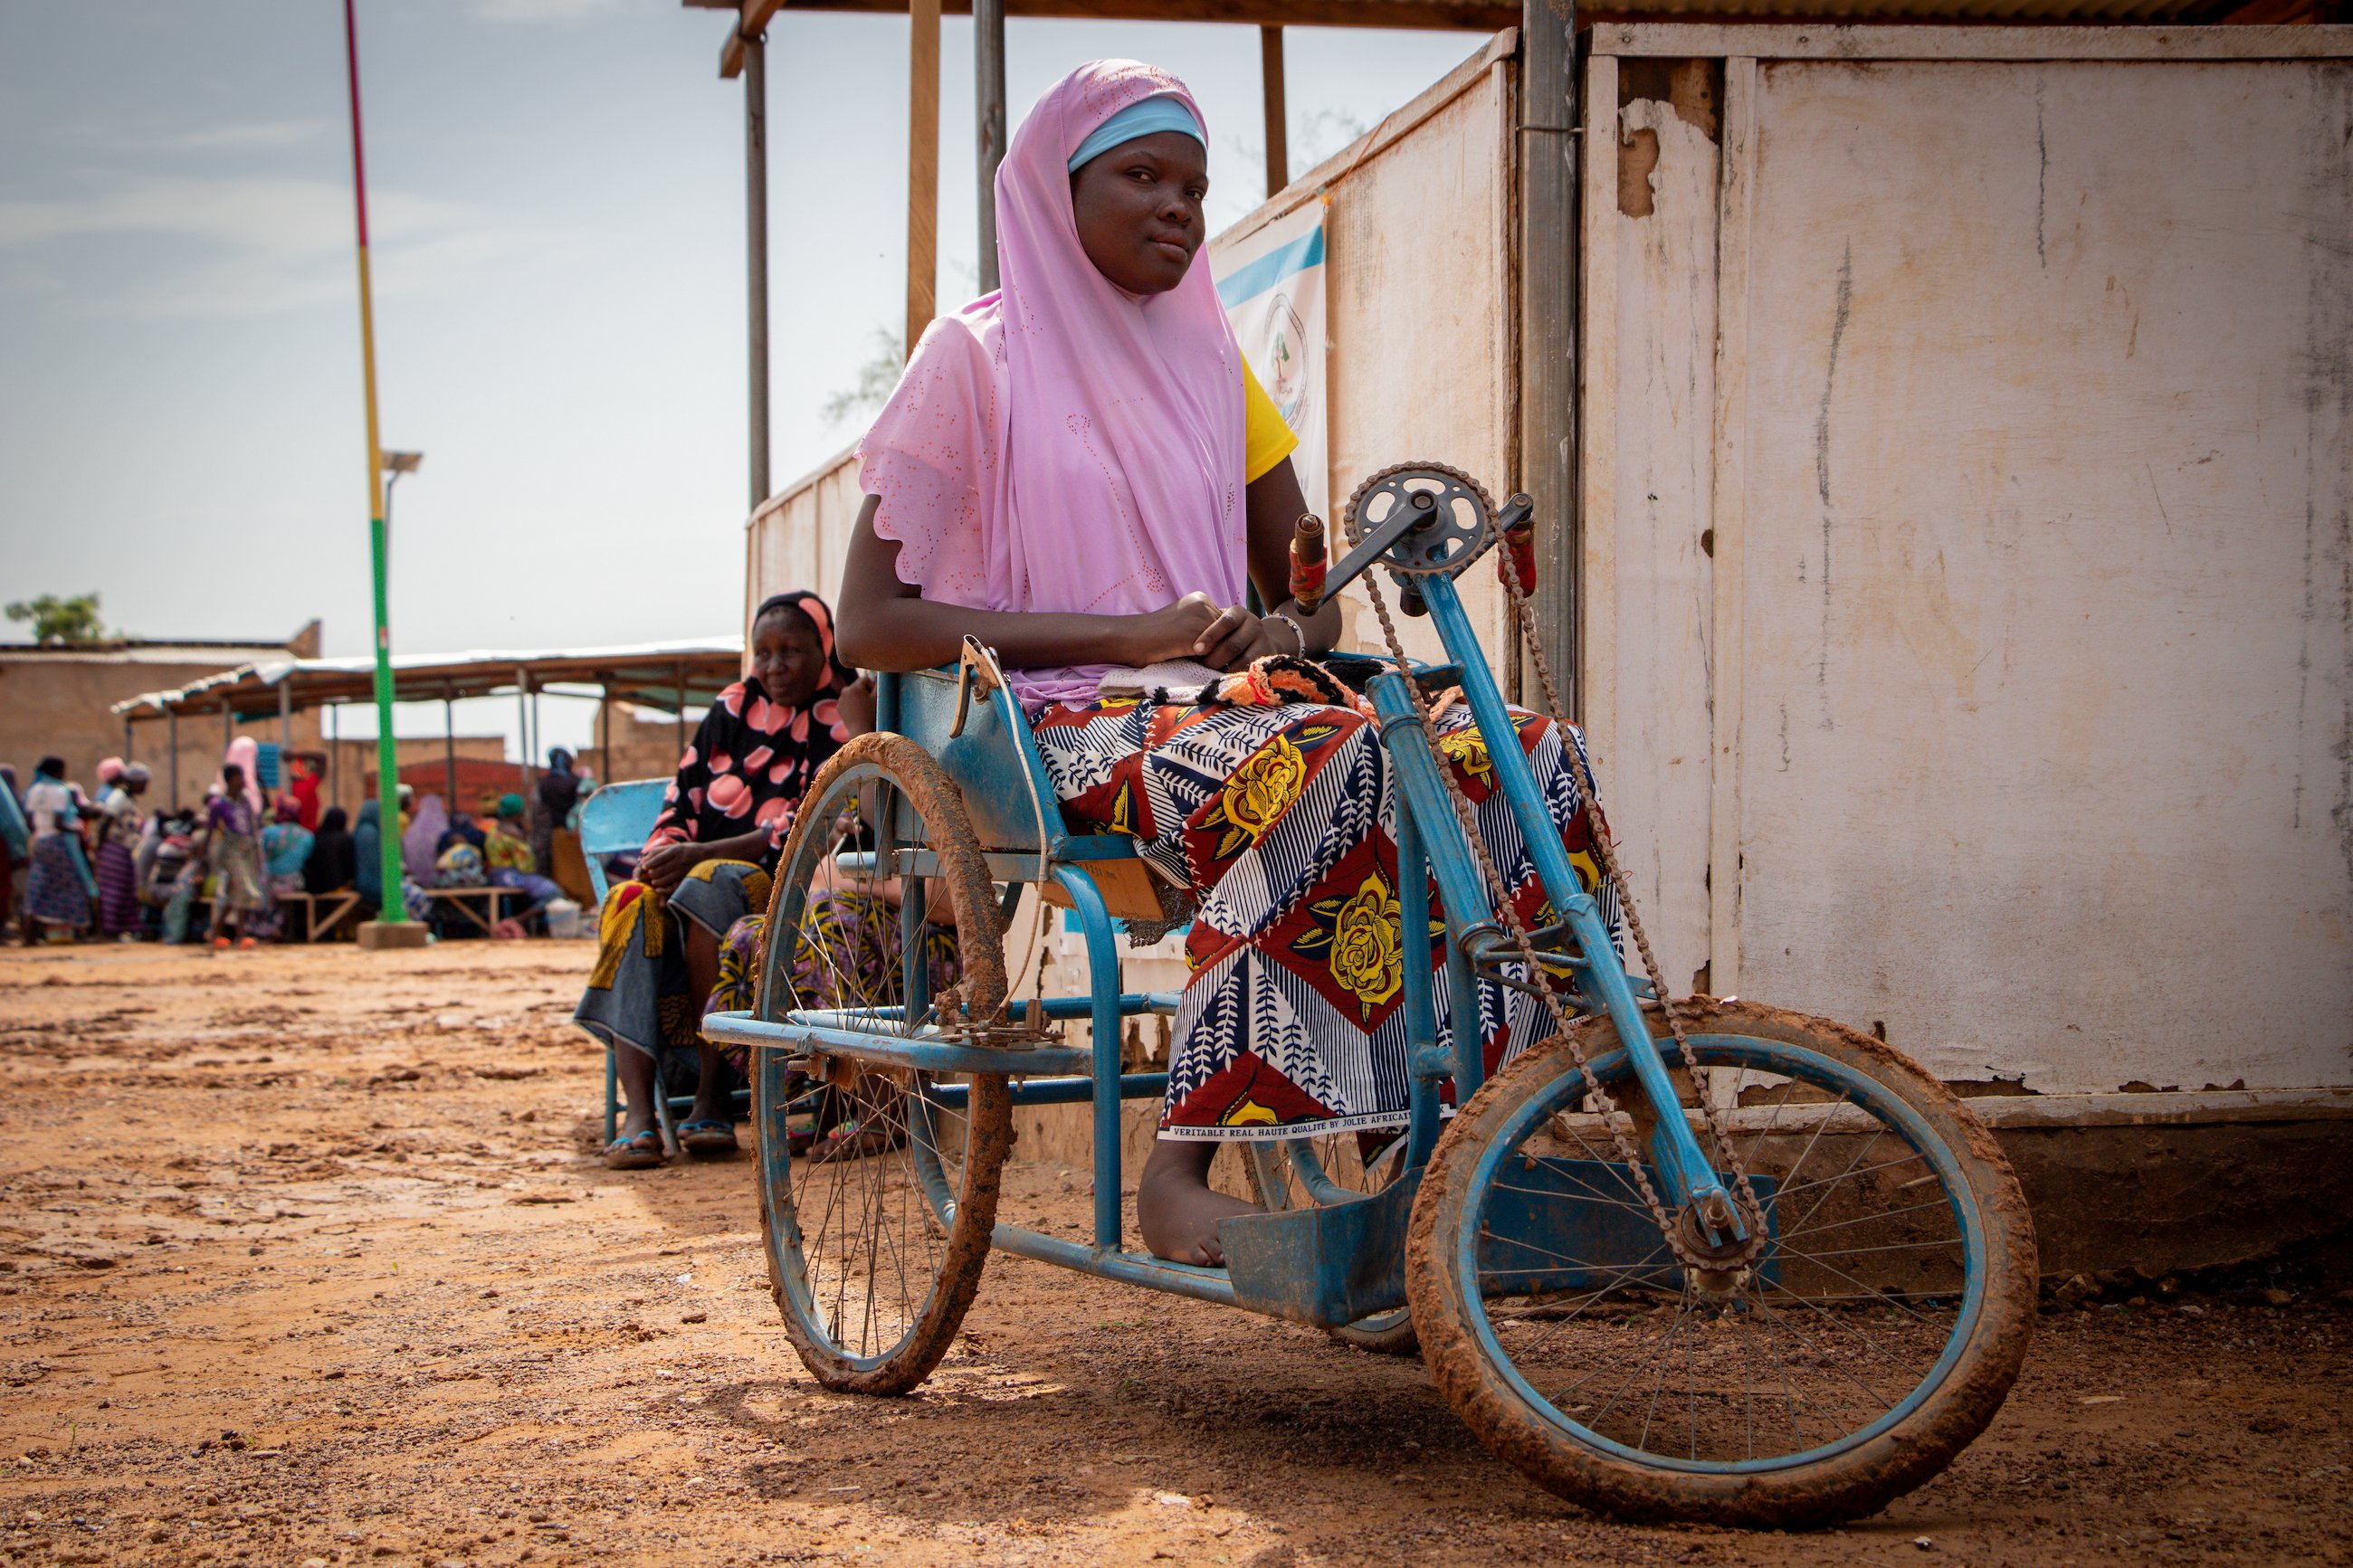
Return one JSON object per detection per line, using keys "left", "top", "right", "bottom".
{"left": 703, "top": 462, "right": 2035, "bottom": 1528}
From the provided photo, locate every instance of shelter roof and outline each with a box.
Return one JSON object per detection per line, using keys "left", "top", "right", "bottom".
{"left": 689, "top": 0, "right": 2243, "bottom": 28}
{"left": 110, "top": 639, "right": 745, "bottom": 723}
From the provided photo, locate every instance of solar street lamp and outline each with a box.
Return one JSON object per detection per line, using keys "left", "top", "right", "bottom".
{"left": 382, "top": 450, "right": 423, "bottom": 548}
{"left": 344, "top": 1, "right": 423, "bottom": 949}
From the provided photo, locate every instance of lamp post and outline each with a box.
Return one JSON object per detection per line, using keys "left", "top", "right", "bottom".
{"left": 383, "top": 450, "right": 423, "bottom": 548}
{"left": 342, "top": 0, "right": 424, "bottom": 950}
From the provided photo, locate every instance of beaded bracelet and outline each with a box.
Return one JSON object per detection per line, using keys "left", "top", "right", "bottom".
{"left": 1269, "top": 611, "right": 1310, "bottom": 657}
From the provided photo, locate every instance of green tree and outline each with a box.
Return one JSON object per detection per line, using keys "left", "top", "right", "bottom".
{"left": 822, "top": 327, "right": 908, "bottom": 426}
{"left": 5, "top": 592, "right": 109, "bottom": 646}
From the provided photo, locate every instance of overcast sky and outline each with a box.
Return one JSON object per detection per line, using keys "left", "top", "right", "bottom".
{"left": 0, "top": 0, "right": 1488, "bottom": 752}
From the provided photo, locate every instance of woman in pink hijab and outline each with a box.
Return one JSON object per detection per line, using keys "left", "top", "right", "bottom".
{"left": 841, "top": 61, "right": 1617, "bottom": 1266}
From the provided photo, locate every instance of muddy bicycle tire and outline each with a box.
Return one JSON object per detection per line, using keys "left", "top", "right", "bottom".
{"left": 751, "top": 734, "right": 1013, "bottom": 1396}
{"left": 1406, "top": 999, "right": 2035, "bottom": 1527}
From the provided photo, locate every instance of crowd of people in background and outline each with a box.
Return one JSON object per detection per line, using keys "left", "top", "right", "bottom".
{"left": 0, "top": 741, "right": 595, "bottom": 947}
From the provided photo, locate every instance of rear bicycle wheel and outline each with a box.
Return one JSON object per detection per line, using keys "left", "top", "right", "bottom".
{"left": 752, "top": 734, "right": 1013, "bottom": 1395}
{"left": 1406, "top": 999, "right": 2035, "bottom": 1527}
{"left": 1244, "top": 1131, "right": 1419, "bottom": 1354}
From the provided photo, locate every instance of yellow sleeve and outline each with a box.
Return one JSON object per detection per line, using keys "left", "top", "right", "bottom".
{"left": 1242, "top": 356, "right": 1300, "bottom": 485}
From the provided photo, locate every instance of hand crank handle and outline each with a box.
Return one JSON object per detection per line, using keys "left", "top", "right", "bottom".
{"left": 1287, "top": 513, "right": 1329, "bottom": 615}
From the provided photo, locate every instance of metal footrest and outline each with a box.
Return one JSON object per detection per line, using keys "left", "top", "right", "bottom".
{"left": 699, "top": 1008, "right": 1091, "bottom": 1077}
{"left": 1218, "top": 1174, "right": 1420, "bottom": 1329}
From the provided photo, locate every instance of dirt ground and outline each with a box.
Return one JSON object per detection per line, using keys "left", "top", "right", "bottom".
{"left": 1, "top": 941, "right": 2348, "bottom": 1568}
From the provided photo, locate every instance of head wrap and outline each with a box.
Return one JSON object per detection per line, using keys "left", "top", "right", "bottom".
{"left": 497, "top": 793, "right": 526, "bottom": 821}
{"left": 274, "top": 796, "right": 302, "bottom": 823}
{"left": 548, "top": 746, "right": 574, "bottom": 773}
{"left": 641, "top": 588, "right": 855, "bottom": 870}
{"left": 1066, "top": 94, "right": 1204, "bottom": 173}
{"left": 858, "top": 61, "right": 1245, "bottom": 710}
{"left": 122, "top": 763, "right": 151, "bottom": 786}
{"left": 214, "top": 736, "right": 262, "bottom": 813}
{"left": 751, "top": 591, "right": 859, "bottom": 692}
{"left": 97, "top": 757, "right": 125, "bottom": 785}
{"left": 403, "top": 795, "right": 448, "bottom": 876}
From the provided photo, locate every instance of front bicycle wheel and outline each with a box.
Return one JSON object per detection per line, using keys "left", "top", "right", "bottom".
{"left": 753, "top": 734, "right": 1013, "bottom": 1396}
{"left": 1406, "top": 998, "right": 2035, "bottom": 1527}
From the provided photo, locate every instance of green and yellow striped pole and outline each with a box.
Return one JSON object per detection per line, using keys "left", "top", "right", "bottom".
{"left": 342, "top": 0, "right": 412, "bottom": 939}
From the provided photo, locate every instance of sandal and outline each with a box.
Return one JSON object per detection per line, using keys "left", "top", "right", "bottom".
{"left": 603, "top": 1129, "right": 666, "bottom": 1170}
{"left": 677, "top": 1118, "right": 739, "bottom": 1157}
{"left": 810, "top": 1117, "right": 906, "bottom": 1164}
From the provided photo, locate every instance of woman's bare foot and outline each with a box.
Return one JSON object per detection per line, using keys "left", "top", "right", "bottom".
{"left": 1136, "top": 1140, "right": 1259, "bottom": 1266}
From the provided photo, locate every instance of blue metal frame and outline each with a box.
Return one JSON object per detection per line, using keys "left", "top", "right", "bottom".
{"left": 732, "top": 507, "right": 1756, "bottom": 1321}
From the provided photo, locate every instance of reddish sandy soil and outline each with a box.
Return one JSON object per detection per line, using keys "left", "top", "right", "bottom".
{"left": 1, "top": 941, "right": 2348, "bottom": 1567}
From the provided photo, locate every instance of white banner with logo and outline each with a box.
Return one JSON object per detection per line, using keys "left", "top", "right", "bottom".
{"left": 1214, "top": 201, "right": 1328, "bottom": 518}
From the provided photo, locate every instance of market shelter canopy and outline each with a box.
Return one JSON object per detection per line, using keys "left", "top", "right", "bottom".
{"left": 110, "top": 638, "right": 745, "bottom": 723}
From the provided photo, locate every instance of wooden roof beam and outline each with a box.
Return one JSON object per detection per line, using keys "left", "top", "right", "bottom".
{"left": 721, "top": 0, "right": 786, "bottom": 79}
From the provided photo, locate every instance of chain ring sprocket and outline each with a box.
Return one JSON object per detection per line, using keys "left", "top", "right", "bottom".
{"left": 1341, "top": 461, "right": 1500, "bottom": 575}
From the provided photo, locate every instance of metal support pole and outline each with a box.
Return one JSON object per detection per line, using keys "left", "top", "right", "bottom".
{"left": 674, "top": 664, "right": 688, "bottom": 758}
{"left": 1260, "top": 25, "right": 1289, "bottom": 197}
{"left": 122, "top": 715, "right": 134, "bottom": 765}
{"left": 223, "top": 703, "right": 233, "bottom": 760}
{"left": 745, "top": 34, "right": 771, "bottom": 510}
{"left": 597, "top": 680, "right": 612, "bottom": 783}
{"left": 1519, "top": 0, "right": 1580, "bottom": 710}
{"left": 167, "top": 710, "right": 179, "bottom": 808}
{"left": 905, "top": 0, "right": 941, "bottom": 352}
{"left": 529, "top": 687, "right": 542, "bottom": 787}
{"left": 330, "top": 702, "right": 340, "bottom": 814}
{"left": 443, "top": 687, "right": 458, "bottom": 808}
{"left": 515, "top": 666, "right": 532, "bottom": 794}
{"left": 344, "top": 0, "right": 407, "bottom": 925}
{"left": 974, "top": 0, "right": 1006, "bottom": 294}
{"left": 278, "top": 679, "right": 292, "bottom": 776}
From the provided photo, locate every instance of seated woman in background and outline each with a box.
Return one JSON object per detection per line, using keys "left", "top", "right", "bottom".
{"left": 574, "top": 591, "right": 871, "bottom": 1170}
{"left": 353, "top": 800, "right": 386, "bottom": 913}
{"left": 485, "top": 793, "right": 562, "bottom": 935}
{"left": 306, "top": 806, "right": 357, "bottom": 897}
{"left": 262, "top": 798, "right": 315, "bottom": 936}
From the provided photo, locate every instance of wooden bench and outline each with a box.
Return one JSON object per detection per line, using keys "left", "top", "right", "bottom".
{"left": 186, "top": 889, "right": 367, "bottom": 942}
{"left": 418, "top": 884, "right": 528, "bottom": 936}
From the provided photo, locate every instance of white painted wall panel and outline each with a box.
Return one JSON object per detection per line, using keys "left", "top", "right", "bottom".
{"left": 1589, "top": 95, "right": 1721, "bottom": 996}
{"left": 1723, "top": 59, "right": 2353, "bottom": 1091}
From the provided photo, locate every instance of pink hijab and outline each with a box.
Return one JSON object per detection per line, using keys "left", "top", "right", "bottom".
{"left": 859, "top": 60, "right": 1248, "bottom": 708}
{"left": 213, "top": 736, "right": 264, "bottom": 813}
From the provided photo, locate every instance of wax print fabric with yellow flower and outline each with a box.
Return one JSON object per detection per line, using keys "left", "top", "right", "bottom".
{"left": 1032, "top": 692, "right": 1623, "bottom": 1139}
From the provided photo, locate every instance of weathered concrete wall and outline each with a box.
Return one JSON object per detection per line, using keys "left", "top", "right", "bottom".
{"left": 1583, "top": 32, "right": 2353, "bottom": 1096}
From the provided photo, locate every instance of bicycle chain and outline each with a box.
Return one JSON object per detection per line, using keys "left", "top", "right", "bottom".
{"left": 1343, "top": 462, "right": 1765, "bottom": 1269}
